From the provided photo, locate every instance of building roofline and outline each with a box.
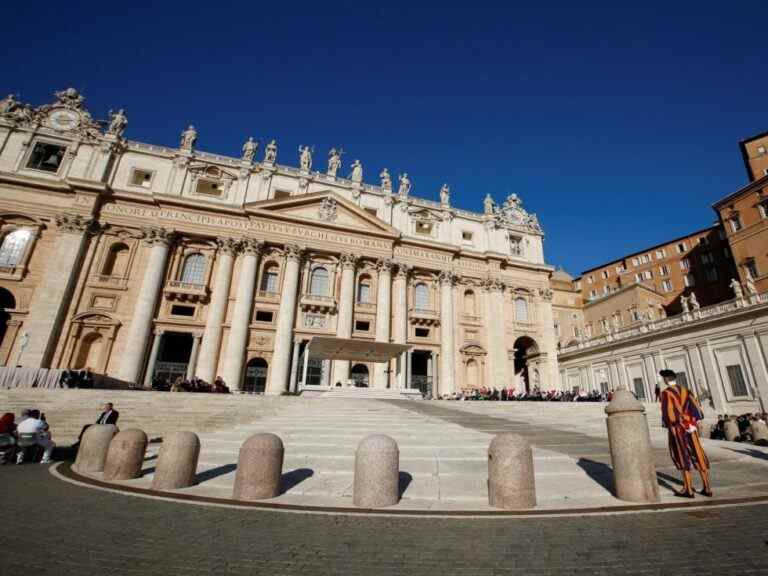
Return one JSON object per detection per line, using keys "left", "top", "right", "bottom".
{"left": 576, "top": 224, "right": 721, "bottom": 277}
{"left": 711, "top": 173, "right": 768, "bottom": 211}
{"left": 738, "top": 129, "right": 768, "bottom": 181}
{"left": 582, "top": 281, "right": 662, "bottom": 309}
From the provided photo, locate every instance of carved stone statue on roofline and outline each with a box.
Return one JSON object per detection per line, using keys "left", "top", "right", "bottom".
{"left": 440, "top": 183, "right": 450, "bottom": 207}
{"left": 380, "top": 168, "right": 392, "bottom": 192}
{"left": 106, "top": 108, "right": 128, "bottom": 137}
{"left": 298, "top": 145, "right": 312, "bottom": 172}
{"left": 180, "top": 125, "right": 197, "bottom": 151}
{"left": 327, "top": 147, "right": 342, "bottom": 177}
{"left": 349, "top": 159, "right": 363, "bottom": 184}
{"left": 398, "top": 173, "right": 411, "bottom": 198}
{"left": 241, "top": 137, "right": 258, "bottom": 163}
{"left": 264, "top": 139, "right": 277, "bottom": 164}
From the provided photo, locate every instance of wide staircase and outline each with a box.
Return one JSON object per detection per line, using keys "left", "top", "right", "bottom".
{"left": 320, "top": 386, "right": 421, "bottom": 400}
{"left": 0, "top": 389, "right": 289, "bottom": 444}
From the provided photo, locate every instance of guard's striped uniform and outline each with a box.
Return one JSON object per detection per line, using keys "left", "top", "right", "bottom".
{"left": 660, "top": 385, "right": 710, "bottom": 472}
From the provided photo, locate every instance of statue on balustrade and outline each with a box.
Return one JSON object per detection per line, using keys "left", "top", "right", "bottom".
{"left": 327, "top": 148, "right": 342, "bottom": 177}
{"left": 241, "top": 137, "right": 258, "bottom": 163}
{"left": 397, "top": 173, "right": 411, "bottom": 198}
{"left": 264, "top": 139, "right": 278, "bottom": 164}
{"left": 298, "top": 145, "right": 313, "bottom": 172}
{"left": 349, "top": 159, "right": 363, "bottom": 183}
{"left": 379, "top": 168, "right": 392, "bottom": 192}
{"left": 180, "top": 125, "right": 197, "bottom": 151}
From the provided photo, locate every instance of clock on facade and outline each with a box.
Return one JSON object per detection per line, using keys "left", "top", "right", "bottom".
{"left": 47, "top": 109, "right": 81, "bottom": 132}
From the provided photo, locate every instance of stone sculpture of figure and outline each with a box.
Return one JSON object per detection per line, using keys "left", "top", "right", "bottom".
{"left": 379, "top": 168, "right": 392, "bottom": 191}
{"left": 483, "top": 193, "right": 494, "bottom": 215}
{"left": 180, "top": 125, "right": 197, "bottom": 151}
{"left": 745, "top": 270, "right": 758, "bottom": 295}
{"left": 680, "top": 295, "right": 690, "bottom": 314}
{"left": 241, "top": 137, "right": 258, "bottom": 163}
{"left": 730, "top": 277, "right": 744, "bottom": 300}
{"left": 349, "top": 159, "right": 363, "bottom": 183}
{"left": 440, "top": 183, "right": 450, "bottom": 207}
{"left": 264, "top": 139, "right": 277, "bottom": 164}
{"left": 327, "top": 148, "right": 342, "bottom": 177}
{"left": 397, "top": 173, "right": 411, "bottom": 198}
{"left": 0, "top": 94, "right": 19, "bottom": 115}
{"left": 689, "top": 292, "right": 700, "bottom": 311}
{"left": 106, "top": 108, "right": 128, "bottom": 137}
{"left": 298, "top": 145, "right": 312, "bottom": 172}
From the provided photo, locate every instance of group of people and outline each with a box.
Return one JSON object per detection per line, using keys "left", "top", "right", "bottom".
{"left": 0, "top": 402, "right": 119, "bottom": 465}
{"left": 59, "top": 369, "right": 95, "bottom": 389}
{"left": 442, "top": 387, "right": 609, "bottom": 402}
{"left": 0, "top": 408, "right": 55, "bottom": 464}
{"left": 151, "top": 375, "right": 231, "bottom": 394}
{"left": 707, "top": 412, "right": 768, "bottom": 445}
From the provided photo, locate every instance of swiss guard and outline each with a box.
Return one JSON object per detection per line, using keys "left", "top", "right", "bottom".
{"left": 659, "top": 369, "right": 713, "bottom": 498}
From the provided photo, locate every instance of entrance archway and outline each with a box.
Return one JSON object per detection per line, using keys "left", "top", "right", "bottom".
{"left": 350, "top": 363, "right": 369, "bottom": 387}
{"left": 513, "top": 336, "right": 539, "bottom": 393}
{"left": 73, "top": 332, "right": 103, "bottom": 370}
{"left": 243, "top": 357, "right": 268, "bottom": 393}
{"left": 152, "top": 332, "right": 193, "bottom": 384}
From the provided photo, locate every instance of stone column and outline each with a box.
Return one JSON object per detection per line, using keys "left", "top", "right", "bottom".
{"left": 374, "top": 259, "right": 393, "bottom": 388}
{"left": 537, "top": 288, "right": 560, "bottom": 390}
{"left": 333, "top": 253, "right": 358, "bottom": 384}
{"left": 438, "top": 270, "right": 456, "bottom": 396}
{"left": 484, "top": 278, "right": 509, "bottom": 388}
{"left": 267, "top": 244, "right": 304, "bottom": 394}
{"left": 393, "top": 264, "right": 409, "bottom": 389}
{"left": 185, "top": 332, "right": 203, "bottom": 380}
{"left": 743, "top": 334, "right": 768, "bottom": 414}
{"left": 142, "top": 330, "right": 164, "bottom": 388}
{"left": 221, "top": 239, "right": 263, "bottom": 391}
{"left": 196, "top": 238, "right": 239, "bottom": 383}
{"left": 288, "top": 340, "right": 301, "bottom": 393}
{"left": 22, "top": 214, "right": 94, "bottom": 368}
{"left": 118, "top": 227, "right": 174, "bottom": 383}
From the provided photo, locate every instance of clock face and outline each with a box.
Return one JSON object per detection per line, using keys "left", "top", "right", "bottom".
{"left": 48, "top": 109, "right": 81, "bottom": 131}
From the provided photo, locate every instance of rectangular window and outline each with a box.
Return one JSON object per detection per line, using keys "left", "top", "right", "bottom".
{"left": 680, "top": 258, "right": 690, "bottom": 271}
{"left": 415, "top": 327, "right": 430, "bottom": 338}
{"left": 589, "top": 289, "right": 597, "bottom": 299}
{"left": 274, "top": 190, "right": 291, "bottom": 199}
{"left": 705, "top": 267, "right": 719, "bottom": 282}
{"left": 730, "top": 216, "right": 742, "bottom": 232}
{"left": 587, "top": 275, "right": 594, "bottom": 284}
{"left": 354, "top": 320, "right": 371, "bottom": 332}
{"left": 700, "top": 252, "right": 714, "bottom": 265}
{"left": 745, "top": 259, "right": 759, "bottom": 279}
{"left": 196, "top": 180, "right": 225, "bottom": 196}
{"left": 718, "top": 228, "right": 726, "bottom": 240}
{"left": 415, "top": 221, "right": 433, "bottom": 236}
{"left": 759, "top": 200, "right": 768, "bottom": 219}
{"left": 26, "top": 142, "right": 67, "bottom": 173}
{"left": 615, "top": 266, "right": 625, "bottom": 275}
{"left": 634, "top": 274, "right": 641, "bottom": 283}
{"left": 631, "top": 258, "right": 639, "bottom": 267}
{"left": 129, "top": 169, "right": 153, "bottom": 188}
{"left": 462, "top": 231, "right": 473, "bottom": 242}
{"left": 643, "top": 270, "right": 653, "bottom": 280}
{"left": 661, "top": 279, "right": 673, "bottom": 292}
{"left": 170, "top": 304, "right": 195, "bottom": 317}
{"left": 601, "top": 270, "right": 609, "bottom": 279}
{"left": 659, "top": 265, "right": 669, "bottom": 276}
{"left": 698, "top": 236, "right": 709, "bottom": 246}
{"left": 684, "top": 273, "right": 695, "bottom": 287}
{"left": 254, "top": 310, "right": 274, "bottom": 323}
{"left": 726, "top": 364, "right": 749, "bottom": 397}
{"left": 632, "top": 377, "right": 646, "bottom": 400}
{"left": 655, "top": 249, "right": 665, "bottom": 259}
{"left": 677, "top": 242, "right": 687, "bottom": 253}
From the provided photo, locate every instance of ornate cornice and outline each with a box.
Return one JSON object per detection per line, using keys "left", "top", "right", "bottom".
{"left": 481, "top": 276, "right": 505, "bottom": 292}
{"left": 140, "top": 226, "right": 174, "bottom": 246}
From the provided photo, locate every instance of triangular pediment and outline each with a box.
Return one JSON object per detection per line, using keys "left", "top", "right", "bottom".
{"left": 245, "top": 191, "right": 400, "bottom": 238}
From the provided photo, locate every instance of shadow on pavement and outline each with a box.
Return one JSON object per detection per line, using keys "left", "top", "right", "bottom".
{"left": 281, "top": 468, "right": 314, "bottom": 492}
{"left": 576, "top": 458, "right": 614, "bottom": 495}
{"left": 398, "top": 471, "right": 413, "bottom": 497}
{"left": 195, "top": 463, "right": 237, "bottom": 483}
{"left": 727, "top": 447, "right": 768, "bottom": 462}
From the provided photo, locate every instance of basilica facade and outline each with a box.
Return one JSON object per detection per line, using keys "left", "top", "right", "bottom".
{"left": 0, "top": 88, "right": 558, "bottom": 395}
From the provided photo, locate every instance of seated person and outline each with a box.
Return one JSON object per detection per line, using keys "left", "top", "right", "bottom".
{"left": 75, "top": 402, "right": 119, "bottom": 446}
{"left": 0, "top": 412, "right": 16, "bottom": 464}
{"left": 16, "top": 410, "right": 54, "bottom": 464}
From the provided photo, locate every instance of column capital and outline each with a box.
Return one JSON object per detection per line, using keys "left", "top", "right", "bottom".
{"left": 216, "top": 237, "right": 241, "bottom": 255}
{"left": 339, "top": 252, "right": 359, "bottom": 270}
{"left": 241, "top": 238, "right": 265, "bottom": 255}
{"left": 394, "top": 263, "right": 411, "bottom": 279}
{"left": 438, "top": 269, "right": 457, "bottom": 286}
{"left": 375, "top": 258, "right": 394, "bottom": 274}
{"left": 481, "top": 276, "right": 505, "bottom": 292}
{"left": 283, "top": 243, "right": 305, "bottom": 263}
{"left": 55, "top": 213, "right": 97, "bottom": 235}
{"left": 537, "top": 287, "right": 554, "bottom": 301}
{"left": 140, "top": 226, "right": 174, "bottom": 246}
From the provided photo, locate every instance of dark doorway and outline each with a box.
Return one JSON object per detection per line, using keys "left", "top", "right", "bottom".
{"left": 243, "top": 357, "right": 268, "bottom": 393}
{"left": 0, "top": 288, "right": 15, "bottom": 365}
{"left": 513, "top": 336, "right": 539, "bottom": 393}
{"left": 351, "top": 363, "right": 369, "bottom": 387}
{"left": 152, "top": 332, "right": 193, "bottom": 383}
{"left": 411, "top": 350, "right": 433, "bottom": 397}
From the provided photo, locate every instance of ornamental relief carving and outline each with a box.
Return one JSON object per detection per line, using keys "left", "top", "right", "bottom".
{"left": 140, "top": 226, "right": 174, "bottom": 246}
{"left": 55, "top": 213, "right": 97, "bottom": 235}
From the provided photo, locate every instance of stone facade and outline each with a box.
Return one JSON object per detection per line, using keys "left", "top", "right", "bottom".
{"left": 0, "top": 89, "right": 559, "bottom": 396}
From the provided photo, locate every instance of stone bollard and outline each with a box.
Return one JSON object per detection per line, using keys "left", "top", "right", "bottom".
{"left": 73, "top": 424, "right": 117, "bottom": 474}
{"left": 353, "top": 434, "right": 399, "bottom": 508}
{"left": 750, "top": 420, "right": 768, "bottom": 444}
{"left": 605, "top": 389, "right": 660, "bottom": 503}
{"left": 697, "top": 420, "right": 712, "bottom": 439}
{"left": 151, "top": 432, "right": 201, "bottom": 491}
{"left": 487, "top": 433, "right": 536, "bottom": 509}
{"left": 724, "top": 419, "right": 740, "bottom": 442}
{"left": 232, "top": 433, "right": 284, "bottom": 501}
{"left": 103, "top": 429, "right": 148, "bottom": 481}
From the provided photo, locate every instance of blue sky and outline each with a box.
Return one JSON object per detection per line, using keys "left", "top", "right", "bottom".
{"left": 2, "top": 1, "right": 766, "bottom": 274}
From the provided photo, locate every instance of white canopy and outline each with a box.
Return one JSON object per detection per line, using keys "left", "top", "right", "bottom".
{"left": 306, "top": 336, "right": 410, "bottom": 363}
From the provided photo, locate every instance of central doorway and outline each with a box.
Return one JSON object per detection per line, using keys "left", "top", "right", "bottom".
{"left": 350, "top": 363, "right": 369, "bottom": 387}
{"left": 513, "top": 336, "right": 539, "bottom": 393}
{"left": 243, "top": 357, "right": 268, "bottom": 393}
{"left": 152, "top": 331, "right": 193, "bottom": 384}
{"left": 411, "top": 350, "right": 433, "bottom": 397}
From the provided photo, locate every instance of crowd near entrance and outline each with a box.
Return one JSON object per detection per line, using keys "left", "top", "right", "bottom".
{"left": 513, "top": 336, "right": 539, "bottom": 394}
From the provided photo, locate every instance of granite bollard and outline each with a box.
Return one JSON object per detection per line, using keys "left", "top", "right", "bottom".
{"left": 73, "top": 424, "right": 117, "bottom": 474}
{"left": 151, "top": 431, "right": 201, "bottom": 490}
{"left": 103, "top": 429, "right": 148, "bottom": 481}
{"left": 724, "top": 419, "right": 740, "bottom": 442}
{"left": 353, "top": 434, "right": 399, "bottom": 508}
{"left": 605, "top": 389, "right": 660, "bottom": 503}
{"left": 749, "top": 420, "right": 768, "bottom": 444}
{"left": 487, "top": 433, "right": 536, "bottom": 509}
{"left": 232, "top": 433, "right": 284, "bottom": 501}
{"left": 697, "top": 421, "right": 712, "bottom": 439}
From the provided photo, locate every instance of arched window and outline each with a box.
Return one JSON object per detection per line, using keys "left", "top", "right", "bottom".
{"left": 309, "top": 266, "right": 330, "bottom": 296}
{"left": 180, "top": 253, "right": 206, "bottom": 285}
{"left": 102, "top": 242, "right": 130, "bottom": 277}
{"left": 357, "top": 275, "right": 372, "bottom": 303}
{"left": 515, "top": 297, "right": 528, "bottom": 322}
{"left": 0, "top": 229, "right": 32, "bottom": 267}
{"left": 464, "top": 290, "right": 476, "bottom": 316}
{"left": 414, "top": 283, "right": 430, "bottom": 310}
{"left": 260, "top": 263, "right": 279, "bottom": 293}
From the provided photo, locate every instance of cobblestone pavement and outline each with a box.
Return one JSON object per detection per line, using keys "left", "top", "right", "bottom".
{"left": 2, "top": 465, "right": 768, "bottom": 576}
